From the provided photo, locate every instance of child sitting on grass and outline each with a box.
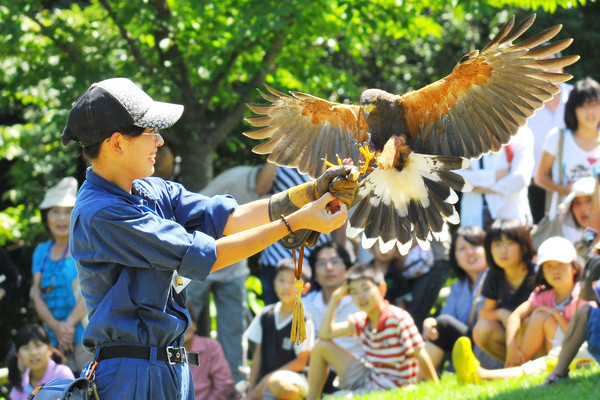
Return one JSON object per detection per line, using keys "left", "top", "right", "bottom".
{"left": 245, "top": 258, "right": 314, "bottom": 400}
{"left": 453, "top": 237, "right": 594, "bottom": 384}
{"left": 306, "top": 263, "right": 438, "bottom": 399}
{"left": 543, "top": 255, "right": 600, "bottom": 385}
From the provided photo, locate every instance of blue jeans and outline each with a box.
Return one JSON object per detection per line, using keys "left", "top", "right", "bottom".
{"left": 186, "top": 275, "right": 248, "bottom": 385}
{"left": 586, "top": 306, "right": 600, "bottom": 363}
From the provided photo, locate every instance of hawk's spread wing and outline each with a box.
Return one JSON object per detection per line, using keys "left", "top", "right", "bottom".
{"left": 244, "top": 87, "right": 368, "bottom": 179}
{"left": 400, "top": 14, "right": 579, "bottom": 159}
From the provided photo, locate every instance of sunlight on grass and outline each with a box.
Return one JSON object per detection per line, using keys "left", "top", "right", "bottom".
{"left": 339, "top": 364, "right": 600, "bottom": 399}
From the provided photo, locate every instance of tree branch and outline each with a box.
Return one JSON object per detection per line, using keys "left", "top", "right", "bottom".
{"left": 27, "top": 12, "right": 85, "bottom": 69}
{"left": 97, "top": 0, "right": 157, "bottom": 74}
{"left": 202, "top": 35, "right": 266, "bottom": 112}
{"left": 210, "top": 32, "right": 286, "bottom": 141}
{"left": 149, "top": 0, "right": 201, "bottom": 116}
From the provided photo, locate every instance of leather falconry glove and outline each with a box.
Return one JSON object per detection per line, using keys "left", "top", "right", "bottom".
{"left": 269, "top": 165, "right": 359, "bottom": 248}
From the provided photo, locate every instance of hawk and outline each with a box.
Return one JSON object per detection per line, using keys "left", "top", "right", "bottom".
{"left": 244, "top": 14, "right": 579, "bottom": 254}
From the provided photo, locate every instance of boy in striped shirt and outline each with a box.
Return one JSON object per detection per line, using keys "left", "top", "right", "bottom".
{"left": 306, "top": 263, "right": 438, "bottom": 398}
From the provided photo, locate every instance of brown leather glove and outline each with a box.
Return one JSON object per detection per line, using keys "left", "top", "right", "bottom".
{"left": 269, "top": 165, "right": 359, "bottom": 248}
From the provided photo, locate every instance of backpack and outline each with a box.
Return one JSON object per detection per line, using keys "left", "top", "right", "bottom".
{"left": 28, "top": 377, "right": 91, "bottom": 400}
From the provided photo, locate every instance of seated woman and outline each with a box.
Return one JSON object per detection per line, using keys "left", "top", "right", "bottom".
{"left": 8, "top": 324, "right": 75, "bottom": 400}
{"left": 472, "top": 219, "right": 537, "bottom": 363}
{"left": 422, "top": 226, "right": 488, "bottom": 375}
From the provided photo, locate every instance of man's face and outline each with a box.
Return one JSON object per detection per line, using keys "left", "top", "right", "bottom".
{"left": 314, "top": 247, "right": 346, "bottom": 291}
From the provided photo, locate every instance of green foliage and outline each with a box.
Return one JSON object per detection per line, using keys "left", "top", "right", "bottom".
{"left": 0, "top": 0, "right": 593, "bottom": 269}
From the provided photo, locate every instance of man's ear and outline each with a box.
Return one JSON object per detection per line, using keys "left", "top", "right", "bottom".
{"left": 302, "top": 282, "right": 311, "bottom": 295}
{"left": 107, "top": 132, "right": 125, "bottom": 154}
{"left": 378, "top": 281, "right": 387, "bottom": 298}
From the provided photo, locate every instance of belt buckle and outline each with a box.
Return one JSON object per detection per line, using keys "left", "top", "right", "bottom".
{"left": 166, "top": 346, "right": 187, "bottom": 365}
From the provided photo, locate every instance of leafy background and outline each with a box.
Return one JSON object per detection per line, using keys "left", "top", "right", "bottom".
{"left": 0, "top": 0, "right": 597, "bottom": 364}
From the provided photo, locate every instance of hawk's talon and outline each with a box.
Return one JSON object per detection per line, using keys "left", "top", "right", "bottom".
{"left": 322, "top": 155, "right": 345, "bottom": 168}
{"left": 323, "top": 159, "right": 336, "bottom": 168}
{"left": 358, "top": 145, "right": 377, "bottom": 175}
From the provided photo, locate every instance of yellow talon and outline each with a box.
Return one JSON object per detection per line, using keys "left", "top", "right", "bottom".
{"left": 322, "top": 159, "right": 335, "bottom": 168}
{"left": 358, "top": 144, "right": 377, "bottom": 175}
{"left": 322, "top": 155, "right": 345, "bottom": 168}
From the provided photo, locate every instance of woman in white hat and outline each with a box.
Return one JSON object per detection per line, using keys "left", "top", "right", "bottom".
{"left": 558, "top": 176, "right": 597, "bottom": 258}
{"left": 31, "top": 177, "right": 91, "bottom": 374}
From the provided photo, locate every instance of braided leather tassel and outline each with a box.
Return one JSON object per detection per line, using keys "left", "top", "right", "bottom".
{"left": 290, "top": 245, "right": 306, "bottom": 344}
{"left": 290, "top": 279, "right": 306, "bottom": 345}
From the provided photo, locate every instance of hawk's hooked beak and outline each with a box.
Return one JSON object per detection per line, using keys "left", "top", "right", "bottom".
{"left": 362, "top": 104, "right": 375, "bottom": 119}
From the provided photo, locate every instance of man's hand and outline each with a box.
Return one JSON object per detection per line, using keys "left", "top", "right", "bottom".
{"left": 422, "top": 317, "right": 438, "bottom": 341}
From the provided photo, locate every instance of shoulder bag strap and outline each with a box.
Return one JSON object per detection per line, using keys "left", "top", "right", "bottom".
{"left": 467, "top": 270, "right": 488, "bottom": 329}
{"left": 548, "top": 129, "right": 565, "bottom": 220}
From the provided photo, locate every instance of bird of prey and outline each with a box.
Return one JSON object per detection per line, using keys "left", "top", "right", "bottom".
{"left": 244, "top": 14, "right": 579, "bottom": 254}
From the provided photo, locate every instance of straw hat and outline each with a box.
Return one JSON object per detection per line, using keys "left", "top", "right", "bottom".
{"left": 39, "top": 177, "right": 78, "bottom": 210}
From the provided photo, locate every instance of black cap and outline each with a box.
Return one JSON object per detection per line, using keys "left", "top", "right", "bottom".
{"left": 62, "top": 77, "right": 184, "bottom": 147}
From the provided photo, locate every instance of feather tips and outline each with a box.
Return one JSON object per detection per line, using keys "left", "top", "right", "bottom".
{"left": 348, "top": 153, "right": 468, "bottom": 254}
{"left": 400, "top": 14, "right": 578, "bottom": 159}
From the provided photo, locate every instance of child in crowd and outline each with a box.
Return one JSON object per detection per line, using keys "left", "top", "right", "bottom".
{"left": 245, "top": 258, "right": 314, "bottom": 400}
{"left": 422, "top": 226, "right": 489, "bottom": 374}
{"left": 306, "top": 264, "right": 438, "bottom": 399}
{"left": 473, "top": 219, "right": 536, "bottom": 363}
{"left": 558, "top": 176, "right": 597, "bottom": 260}
{"left": 184, "top": 303, "right": 234, "bottom": 400}
{"left": 7, "top": 324, "right": 75, "bottom": 400}
{"left": 505, "top": 237, "right": 585, "bottom": 366}
{"left": 369, "top": 241, "right": 437, "bottom": 333}
{"left": 544, "top": 255, "right": 600, "bottom": 384}
{"left": 453, "top": 237, "right": 592, "bottom": 384}
{"left": 535, "top": 77, "right": 600, "bottom": 197}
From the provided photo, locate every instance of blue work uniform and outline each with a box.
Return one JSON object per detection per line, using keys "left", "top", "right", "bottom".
{"left": 70, "top": 168, "right": 237, "bottom": 400}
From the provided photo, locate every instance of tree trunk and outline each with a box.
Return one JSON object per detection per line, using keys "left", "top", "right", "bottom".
{"left": 177, "top": 134, "right": 215, "bottom": 192}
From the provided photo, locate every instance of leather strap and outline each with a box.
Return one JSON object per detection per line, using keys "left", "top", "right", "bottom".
{"left": 97, "top": 345, "right": 199, "bottom": 366}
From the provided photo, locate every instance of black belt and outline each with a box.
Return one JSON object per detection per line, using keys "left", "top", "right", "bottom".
{"left": 97, "top": 345, "right": 199, "bottom": 366}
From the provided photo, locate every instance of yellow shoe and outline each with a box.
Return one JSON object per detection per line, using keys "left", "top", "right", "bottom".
{"left": 569, "top": 357, "right": 596, "bottom": 371}
{"left": 452, "top": 337, "right": 482, "bottom": 385}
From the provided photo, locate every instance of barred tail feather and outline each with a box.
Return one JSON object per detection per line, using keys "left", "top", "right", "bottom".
{"left": 347, "top": 153, "right": 470, "bottom": 254}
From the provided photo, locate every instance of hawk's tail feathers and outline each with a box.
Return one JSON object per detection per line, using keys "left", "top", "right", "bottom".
{"left": 347, "top": 153, "right": 470, "bottom": 255}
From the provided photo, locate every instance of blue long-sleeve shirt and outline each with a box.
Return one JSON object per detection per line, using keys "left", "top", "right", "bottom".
{"left": 440, "top": 270, "right": 487, "bottom": 325}
{"left": 70, "top": 168, "right": 237, "bottom": 350}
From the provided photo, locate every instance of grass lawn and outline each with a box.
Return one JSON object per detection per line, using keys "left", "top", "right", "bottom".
{"left": 336, "top": 364, "right": 600, "bottom": 399}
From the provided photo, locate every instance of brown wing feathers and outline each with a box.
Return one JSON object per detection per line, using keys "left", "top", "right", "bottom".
{"left": 403, "top": 15, "right": 578, "bottom": 160}
{"left": 244, "top": 86, "right": 366, "bottom": 178}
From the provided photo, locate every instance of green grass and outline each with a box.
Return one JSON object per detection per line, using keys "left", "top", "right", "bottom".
{"left": 336, "top": 365, "right": 600, "bottom": 400}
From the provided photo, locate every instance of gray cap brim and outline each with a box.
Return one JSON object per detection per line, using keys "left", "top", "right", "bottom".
{"left": 134, "top": 100, "right": 184, "bottom": 130}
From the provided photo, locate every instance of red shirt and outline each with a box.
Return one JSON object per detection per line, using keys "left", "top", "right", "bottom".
{"left": 349, "top": 301, "right": 424, "bottom": 389}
